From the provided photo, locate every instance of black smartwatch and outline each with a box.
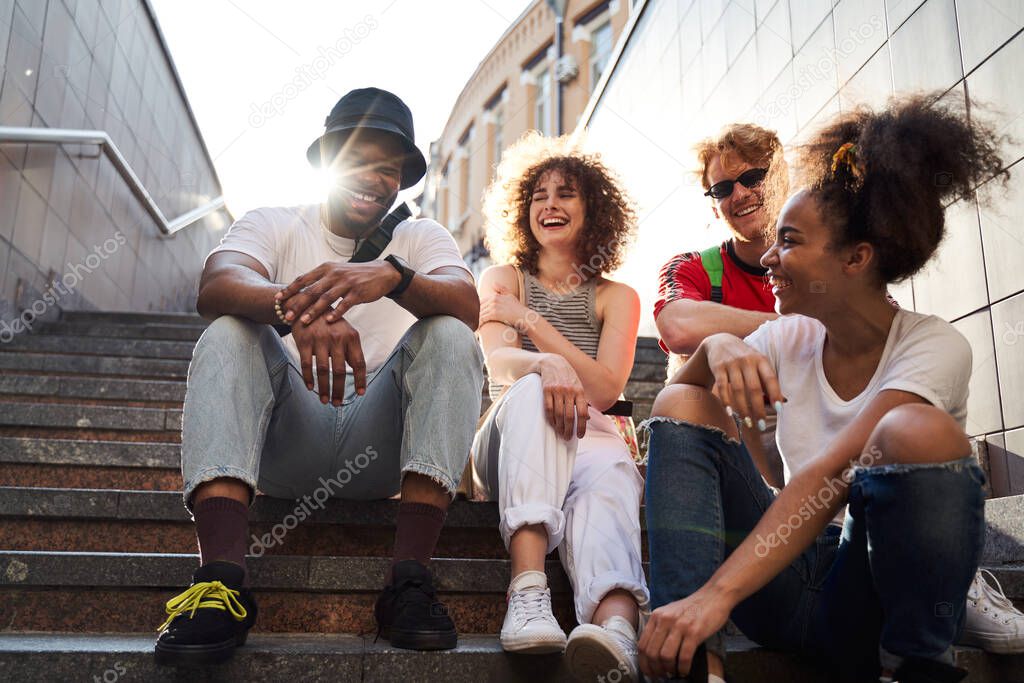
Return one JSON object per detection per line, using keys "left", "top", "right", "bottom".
{"left": 384, "top": 254, "right": 415, "bottom": 299}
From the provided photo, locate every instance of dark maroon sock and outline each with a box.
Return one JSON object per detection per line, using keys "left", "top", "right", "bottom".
{"left": 193, "top": 496, "right": 250, "bottom": 585}
{"left": 387, "top": 502, "right": 447, "bottom": 583}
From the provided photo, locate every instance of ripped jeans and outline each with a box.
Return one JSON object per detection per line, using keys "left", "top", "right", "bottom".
{"left": 643, "top": 418, "right": 985, "bottom": 676}
{"left": 180, "top": 315, "right": 484, "bottom": 511}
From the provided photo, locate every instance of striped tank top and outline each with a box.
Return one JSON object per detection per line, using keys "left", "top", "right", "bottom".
{"left": 488, "top": 272, "right": 602, "bottom": 399}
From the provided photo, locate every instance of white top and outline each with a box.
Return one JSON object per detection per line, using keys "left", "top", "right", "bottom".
{"left": 206, "top": 204, "right": 470, "bottom": 373}
{"left": 744, "top": 308, "right": 972, "bottom": 523}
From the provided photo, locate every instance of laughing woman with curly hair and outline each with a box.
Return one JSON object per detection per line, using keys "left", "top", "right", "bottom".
{"left": 471, "top": 132, "right": 649, "bottom": 681}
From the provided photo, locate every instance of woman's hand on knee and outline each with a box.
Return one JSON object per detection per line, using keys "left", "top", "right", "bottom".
{"left": 704, "top": 333, "right": 785, "bottom": 430}
{"left": 537, "top": 354, "right": 589, "bottom": 440}
{"left": 638, "top": 588, "right": 731, "bottom": 680}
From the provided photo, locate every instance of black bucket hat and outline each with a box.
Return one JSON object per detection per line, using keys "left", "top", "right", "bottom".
{"left": 305, "top": 87, "right": 427, "bottom": 189}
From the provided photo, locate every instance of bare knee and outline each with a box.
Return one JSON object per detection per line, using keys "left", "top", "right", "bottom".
{"left": 865, "top": 403, "right": 970, "bottom": 467}
{"left": 650, "top": 384, "right": 737, "bottom": 440}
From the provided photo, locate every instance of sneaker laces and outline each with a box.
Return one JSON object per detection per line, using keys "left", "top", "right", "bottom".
{"left": 976, "top": 569, "right": 1023, "bottom": 624}
{"left": 158, "top": 580, "right": 248, "bottom": 632}
{"left": 509, "top": 587, "right": 554, "bottom": 628}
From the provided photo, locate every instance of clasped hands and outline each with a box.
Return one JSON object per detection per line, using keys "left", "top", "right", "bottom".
{"left": 275, "top": 261, "right": 401, "bottom": 406}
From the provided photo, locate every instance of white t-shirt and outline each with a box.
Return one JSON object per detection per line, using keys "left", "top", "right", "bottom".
{"left": 206, "top": 204, "right": 470, "bottom": 373}
{"left": 744, "top": 309, "right": 972, "bottom": 522}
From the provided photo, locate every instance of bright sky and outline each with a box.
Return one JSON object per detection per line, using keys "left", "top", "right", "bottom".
{"left": 150, "top": 0, "right": 534, "bottom": 218}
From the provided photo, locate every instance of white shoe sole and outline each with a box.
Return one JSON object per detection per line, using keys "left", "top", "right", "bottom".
{"left": 500, "top": 630, "right": 567, "bottom": 654}
{"left": 960, "top": 630, "right": 1024, "bottom": 654}
{"left": 565, "top": 625, "right": 637, "bottom": 683}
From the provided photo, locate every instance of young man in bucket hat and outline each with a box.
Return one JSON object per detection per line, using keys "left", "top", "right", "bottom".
{"left": 154, "top": 87, "right": 484, "bottom": 665}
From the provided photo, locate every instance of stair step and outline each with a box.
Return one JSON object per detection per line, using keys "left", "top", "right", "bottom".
{"left": 37, "top": 321, "right": 206, "bottom": 341}
{"left": 0, "top": 488, "right": 525, "bottom": 558}
{"left": 2, "top": 632, "right": 954, "bottom": 683}
{"left": 985, "top": 494, "right": 1024, "bottom": 564}
{"left": 61, "top": 311, "right": 207, "bottom": 326}
{"left": 0, "top": 551, "right": 575, "bottom": 634}
{"left": 0, "top": 463, "right": 183, "bottom": 491}
{"left": 0, "top": 438, "right": 179, "bottom": 468}
{"left": 0, "top": 375, "right": 186, "bottom": 403}
{"left": 0, "top": 352, "right": 189, "bottom": 379}
{"left": 627, "top": 363, "right": 666, "bottom": 383}
{"left": 2, "top": 335, "right": 197, "bottom": 360}
{"left": 0, "top": 488, "right": 500, "bottom": 526}
{"left": 0, "top": 402, "right": 180, "bottom": 432}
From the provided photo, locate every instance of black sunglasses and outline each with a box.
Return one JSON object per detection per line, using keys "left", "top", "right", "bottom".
{"left": 704, "top": 167, "right": 768, "bottom": 200}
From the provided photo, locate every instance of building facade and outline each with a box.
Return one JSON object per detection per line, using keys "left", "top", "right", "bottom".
{"left": 580, "top": 0, "right": 1024, "bottom": 494}
{"left": 421, "top": 0, "right": 633, "bottom": 276}
{"left": 1, "top": 0, "right": 231, "bottom": 326}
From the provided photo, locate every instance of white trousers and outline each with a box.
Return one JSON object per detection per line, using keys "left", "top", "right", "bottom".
{"left": 471, "top": 374, "right": 650, "bottom": 624}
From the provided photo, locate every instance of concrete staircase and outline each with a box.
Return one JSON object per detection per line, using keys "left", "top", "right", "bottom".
{"left": 0, "top": 311, "right": 1021, "bottom": 682}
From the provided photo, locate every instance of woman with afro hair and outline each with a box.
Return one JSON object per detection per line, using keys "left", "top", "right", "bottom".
{"left": 471, "top": 131, "right": 649, "bottom": 681}
{"left": 639, "top": 93, "right": 1010, "bottom": 683}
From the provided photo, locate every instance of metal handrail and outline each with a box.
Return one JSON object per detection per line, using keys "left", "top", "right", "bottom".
{"left": 0, "top": 126, "right": 227, "bottom": 236}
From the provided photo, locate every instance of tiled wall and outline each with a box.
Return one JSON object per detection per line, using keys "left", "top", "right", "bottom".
{"left": 584, "top": 0, "right": 1024, "bottom": 494}
{"left": 0, "top": 0, "right": 231, "bottom": 322}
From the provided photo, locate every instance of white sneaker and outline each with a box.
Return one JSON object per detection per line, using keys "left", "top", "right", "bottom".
{"left": 500, "top": 570, "right": 567, "bottom": 653}
{"left": 565, "top": 615, "right": 639, "bottom": 683}
{"left": 960, "top": 568, "right": 1024, "bottom": 654}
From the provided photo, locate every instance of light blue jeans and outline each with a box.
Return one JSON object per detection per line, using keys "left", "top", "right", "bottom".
{"left": 180, "top": 315, "right": 484, "bottom": 511}
{"left": 644, "top": 418, "right": 985, "bottom": 679}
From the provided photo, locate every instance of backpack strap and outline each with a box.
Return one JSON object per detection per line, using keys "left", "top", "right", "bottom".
{"left": 350, "top": 202, "right": 413, "bottom": 263}
{"left": 699, "top": 244, "right": 725, "bottom": 304}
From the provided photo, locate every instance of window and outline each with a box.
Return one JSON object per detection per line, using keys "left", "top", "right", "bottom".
{"left": 485, "top": 87, "right": 507, "bottom": 169}
{"left": 439, "top": 161, "right": 450, "bottom": 228}
{"left": 457, "top": 125, "right": 473, "bottom": 226}
{"left": 589, "top": 20, "right": 613, "bottom": 93}
{"left": 535, "top": 66, "right": 551, "bottom": 136}
{"left": 492, "top": 104, "right": 505, "bottom": 165}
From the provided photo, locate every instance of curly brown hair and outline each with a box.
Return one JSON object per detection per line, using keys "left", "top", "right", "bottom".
{"left": 483, "top": 132, "right": 636, "bottom": 277}
{"left": 778, "top": 93, "right": 1009, "bottom": 284}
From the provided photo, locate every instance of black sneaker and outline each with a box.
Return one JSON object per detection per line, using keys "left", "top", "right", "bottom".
{"left": 374, "top": 559, "right": 457, "bottom": 650}
{"left": 154, "top": 561, "right": 258, "bottom": 666}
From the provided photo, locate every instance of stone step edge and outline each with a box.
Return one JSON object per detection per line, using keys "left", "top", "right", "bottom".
{"left": 0, "top": 486, "right": 501, "bottom": 528}
{"left": 0, "top": 632, "right": 799, "bottom": 683}
{"left": 0, "top": 632, "right": 1016, "bottom": 683}
{"left": 2, "top": 551, "right": 1021, "bottom": 596}
{"left": 0, "top": 551, "right": 565, "bottom": 593}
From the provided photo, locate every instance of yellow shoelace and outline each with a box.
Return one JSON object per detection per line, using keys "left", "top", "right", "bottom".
{"left": 157, "top": 580, "right": 248, "bottom": 632}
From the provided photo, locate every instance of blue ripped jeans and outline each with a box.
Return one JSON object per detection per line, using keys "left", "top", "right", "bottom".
{"left": 643, "top": 418, "right": 985, "bottom": 676}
